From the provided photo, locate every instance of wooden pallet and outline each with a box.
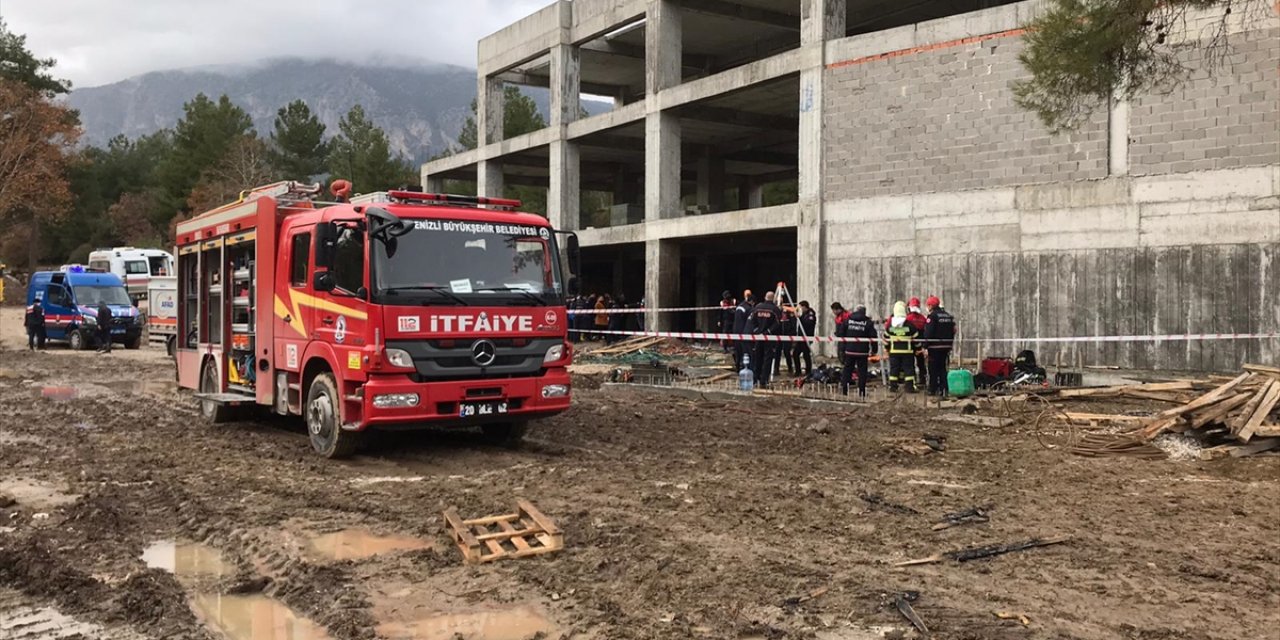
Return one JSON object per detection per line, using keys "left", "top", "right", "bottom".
{"left": 443, "top": 499, "right": 563, "bottom": 564}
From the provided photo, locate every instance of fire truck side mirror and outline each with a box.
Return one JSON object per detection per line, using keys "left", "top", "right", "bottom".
{"left": 313, "top": 271, "right": 337, "bottom": 293}
{"left": 314, "top": 222, "right": 338, "bottom": 269}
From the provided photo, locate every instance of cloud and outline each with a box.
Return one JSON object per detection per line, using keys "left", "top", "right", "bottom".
{"left": 3, "top": 0, "right": 552, "bottom": 87}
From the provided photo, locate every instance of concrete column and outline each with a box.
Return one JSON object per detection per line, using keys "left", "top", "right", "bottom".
{"left": 645, "top": 239, "right": 681, "bottom": 331}
{"left": 423, "top": 173, "right": 445, "bottom": 193}
{"left": 1108, "top": 94, "right": 1130, "bottom": 176}
{"left": 478, "top": 160, "right": 504, "bottom": 199}
{"left": 549, "top": 141, "right": 580, "bottom": 230}
{"left": 548, "top": 43, "right": 581, "bottom": 230}
{"left": 477, "top": 76, "right": 504, "bottom": 146}
{"left": 645, "top": 0, "right": 683, "bottom": 95}
{"left": 695, "top": 255, "right": 714, "bottom": 332}
{"left": 695, "top": 151, "right": 726, "bottom": 213}
{"left": 798, "top": 0, "right": 845, "bottom": 352}
{"left": 549, "top": 44, "right": 580, "bottom": 129}
{"left": 645, "top": 112, "right": 682, "bottom": 221}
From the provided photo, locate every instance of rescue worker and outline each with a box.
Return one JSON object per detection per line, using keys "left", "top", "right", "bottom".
{"left": 906, "top": 297, "right": 929, "bottom": 387}
{"left": 884, "top": 300, "right": 918, "bottom": 392}
{"left": 791, "top": 301, "right": 816, "bottom": 378}
{"left": 777, "top": 306, "right": 797, "bottom": 377}
{"left": 746, "top": 292, "right": 782, "bottom": 388}
{"left": 837, "top": 304, "right": 878, "bottom": 398}
{"left": 923, "top": 295, "right": 957, "bottom": 396}
{"left": 24, "top": 301, "right": 46, "bottom": 351}
{"left": 96, "top": 300, "right": 113, "bottom": 353}
{"left": 731, "top": 294, "right": 755, "bottom": 371}
{"left": 718, "top": 290, "right": 736, "bottom": 353}
{"left": 831, "top": 302, "right": 850, "bottom": 329}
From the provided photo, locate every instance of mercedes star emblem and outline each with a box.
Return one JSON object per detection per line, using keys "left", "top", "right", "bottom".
{"left": 471, "top": 340, "right": 497, "bottom": 367}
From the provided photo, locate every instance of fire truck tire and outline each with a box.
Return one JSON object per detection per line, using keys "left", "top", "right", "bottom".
{"left": 306, "top": 373, "right": 361, "bottom": 459}
{"left": 199, "top": 360, "right": 233, "bottom": 424}
{"left": 481, "top": 422, "right": 528, "bottom": 448}
{"left": 68, "top": 329, "right": 87, "bottom": 351}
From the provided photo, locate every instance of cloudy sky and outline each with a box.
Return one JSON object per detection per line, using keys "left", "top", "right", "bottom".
{"left": 1, "top": 0, "right": 553, "bottom": 88}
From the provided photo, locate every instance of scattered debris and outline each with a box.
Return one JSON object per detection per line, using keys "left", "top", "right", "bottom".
{"left": 921, "top": 433, "right": 947, "bottom": 452}
{"left": 994, "top": 611, "right": 1032, "bottom": 626}
{"left": 893, "top": 592, "right": 928, "bottom": 635}
{"left": 859, "top": 492, "right": 921, "bottom": 516}
{"left": 589, "top": 336, "right": 665, "bottom": 356}
{"left": 781, "top": 585, "right": 829, "bottom": 611}
{"left": 0, "top": 493, "right": 15, "bottom": 509}
{"left": 895, "top": 535, "right": 1070, "bottom": 566}
{"left": 931, "top": 504, "right": 993, "bottom": 531}
{"left": 443, "top": 499, "right": 563, "bottom": 564}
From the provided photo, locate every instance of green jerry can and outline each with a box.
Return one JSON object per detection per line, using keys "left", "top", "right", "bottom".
{"left": 947, "top": 369, "right": 975, "bottom": 398}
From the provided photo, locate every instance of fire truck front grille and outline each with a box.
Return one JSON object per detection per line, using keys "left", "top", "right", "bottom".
{"left": 387, "top": 338, "right": 560, "bottom": 382}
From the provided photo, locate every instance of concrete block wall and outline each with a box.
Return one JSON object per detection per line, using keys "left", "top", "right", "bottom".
{"left": 823, "top": 30, "right": 1109, "bottom": 200}
{"left": 1130, "top": 25, "right": 1280, "bottom": 176}
{"left": 818, "top": 3, "right": 1279, "bottom": 371}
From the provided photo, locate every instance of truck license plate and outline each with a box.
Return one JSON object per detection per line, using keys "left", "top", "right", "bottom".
{"left": 459, "top": 401, "right": 508, "bottom": 418}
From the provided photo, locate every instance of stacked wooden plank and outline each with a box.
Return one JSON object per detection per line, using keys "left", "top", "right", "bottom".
{"left": 1135, "top": 365, "right": 1280, "bottom": 458}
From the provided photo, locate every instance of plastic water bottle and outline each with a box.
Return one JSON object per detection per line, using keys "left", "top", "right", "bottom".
{"left": 739, "top": 354, "right": 755, "bottom": 391}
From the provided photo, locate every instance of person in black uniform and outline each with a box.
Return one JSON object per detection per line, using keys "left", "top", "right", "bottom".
{"left": 25, "top": 301, "right": 46, "bottom": 351}
{"left": 837, "top": 305, "right": 878, "bottom": 398}
{"left": 746, "top": 292, "right": 781, "bottom": 388}
{"left": 717, "top": 290, "right": 735, "bottom": 353}
{"left": 731, "top": 294, "right": 755, "bottom": 371}
{"left": 923, "top": 295, "right": 957, "bottom": 396}
{"left": 95, "top": 301, "right": 113, "bottom": 353}
{"left": 776, "top": 307, "right": 796, "bottom": 377}
{"left": 791, "top": 301, "right": 816, "bottom": 378}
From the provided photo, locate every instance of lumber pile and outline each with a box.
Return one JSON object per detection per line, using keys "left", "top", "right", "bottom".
{"left": 1135, "top": 365, "right": 1280, "bottom": 458}
{"left": 588, "top": 336, "right": 665, "bottom": 356}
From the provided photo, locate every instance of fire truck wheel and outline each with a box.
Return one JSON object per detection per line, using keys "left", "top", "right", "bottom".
{"left": 68, "top": 329, "right": 87, "bottom": 351}
{"left": 306, "top": 373, "right": 361, "bottom": 459}
{"left": 199, "top": 360, "right": 233, "bottom": 424}
{"left": 481, "top": 422, "right": 528, "bottom": 448}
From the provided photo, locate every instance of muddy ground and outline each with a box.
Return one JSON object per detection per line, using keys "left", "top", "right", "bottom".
{"left": 0, "top": 306, "right": 1278, "bottom": 640}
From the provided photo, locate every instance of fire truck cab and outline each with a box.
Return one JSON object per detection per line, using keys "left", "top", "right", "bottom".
{"left": 174, "top": 182, "right": 580, "bottom": 458}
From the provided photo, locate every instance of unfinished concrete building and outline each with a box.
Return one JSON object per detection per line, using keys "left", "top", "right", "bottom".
{"left": 421, "top": 0, "right": 1280, "bottom": 370}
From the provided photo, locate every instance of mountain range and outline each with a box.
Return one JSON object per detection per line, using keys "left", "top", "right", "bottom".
{"left": 67, "top": 58, "right": 599, "bottom": 163}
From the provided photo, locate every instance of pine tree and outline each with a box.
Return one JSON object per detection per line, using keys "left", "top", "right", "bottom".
{"left": 156, "top": 94, "right": 254, "bottom": 220}
{"left": 455, "top": 86, "right": 549, "bottom": 151}
{"left": 1015, "top": 0, "right": 1270, "bottom": 132}
{"left": 327, "top": 105, "right": 415, "bottom": 193}
{"left": 269, "top": 100, "right": 329, "bottom": 181}
{"left": 0, "top": 18, "right": 70, "bottom": 96}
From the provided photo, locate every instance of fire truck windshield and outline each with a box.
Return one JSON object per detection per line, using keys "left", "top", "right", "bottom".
{"left": 372, "top": 219, "right": 562, "bottom": 306}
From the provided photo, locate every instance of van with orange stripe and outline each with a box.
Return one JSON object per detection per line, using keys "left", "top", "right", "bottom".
{"left": 174, "top": 182, "right": 581, "bottom": 458}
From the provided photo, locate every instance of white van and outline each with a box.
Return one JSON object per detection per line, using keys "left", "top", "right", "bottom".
{"left": 87, "top": 247, "right": 175, "bottom": 302}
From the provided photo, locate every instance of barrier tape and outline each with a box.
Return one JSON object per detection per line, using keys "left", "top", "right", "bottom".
{"left": 569, "top": 328, "right": 1280, "bottom": 344}
{"left": 567, "top": 305, "right": 724, "bottom": 315}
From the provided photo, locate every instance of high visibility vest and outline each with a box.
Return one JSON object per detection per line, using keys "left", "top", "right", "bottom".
{"left": 886, "top": 324, "right": 915, "bottom": 354}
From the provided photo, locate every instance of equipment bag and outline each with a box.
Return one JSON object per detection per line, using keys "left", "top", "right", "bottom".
{"left": 980, "top": 357, "right": 1013, "bottom": 379}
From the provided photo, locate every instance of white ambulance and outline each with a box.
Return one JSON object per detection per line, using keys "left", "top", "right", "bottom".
{"left": 87, "top": 247, "right": 175, "bottom": 303}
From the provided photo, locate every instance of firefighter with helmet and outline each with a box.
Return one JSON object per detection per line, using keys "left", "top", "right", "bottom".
{"left": 884, "top": 300, "right": 919, "bottom": 393}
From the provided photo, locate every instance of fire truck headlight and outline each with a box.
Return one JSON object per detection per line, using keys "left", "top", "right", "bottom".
{"left": 541, "top": 384, "right": 569, "bottom": 399}
{"left": 543, "top": 344, "right": 565, "bottom": 364}
{"left": 385, "top": 348, "right": 414, "bottom": 369}
{"left": 373, "top": 393, "right": 419, "bottom": 409}
{"left": 81, "top": 314, "right": 96, "bottom": 326}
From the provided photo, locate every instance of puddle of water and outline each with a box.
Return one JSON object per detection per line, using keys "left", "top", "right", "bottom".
{"left": 307, "top": 529, "right": 432, "bottom": 561}
{"left": 0, "top": 478, "right": 78, "bottom": 510}
{"left": 194, "top": 593, "right": 331, "bottom": 640}
{"left": 378, "top": 606, "right": 556, "bottom": 640}
{"left": 142, "top": 540, "right": 232, "bottom": 578}
{"left": 102, "top": 379, "right": 175, "bottom": 394}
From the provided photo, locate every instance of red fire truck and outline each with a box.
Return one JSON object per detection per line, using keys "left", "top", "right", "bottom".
{"left": 174, "top": 182, "right": 580, "bottom": 458}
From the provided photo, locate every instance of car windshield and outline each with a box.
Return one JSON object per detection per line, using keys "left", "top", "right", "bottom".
{"left": 73, "top": 285, "right": 132, "bottom": 306}
{"left": 373, "top": 219, "right": 562, "bottom": 305}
